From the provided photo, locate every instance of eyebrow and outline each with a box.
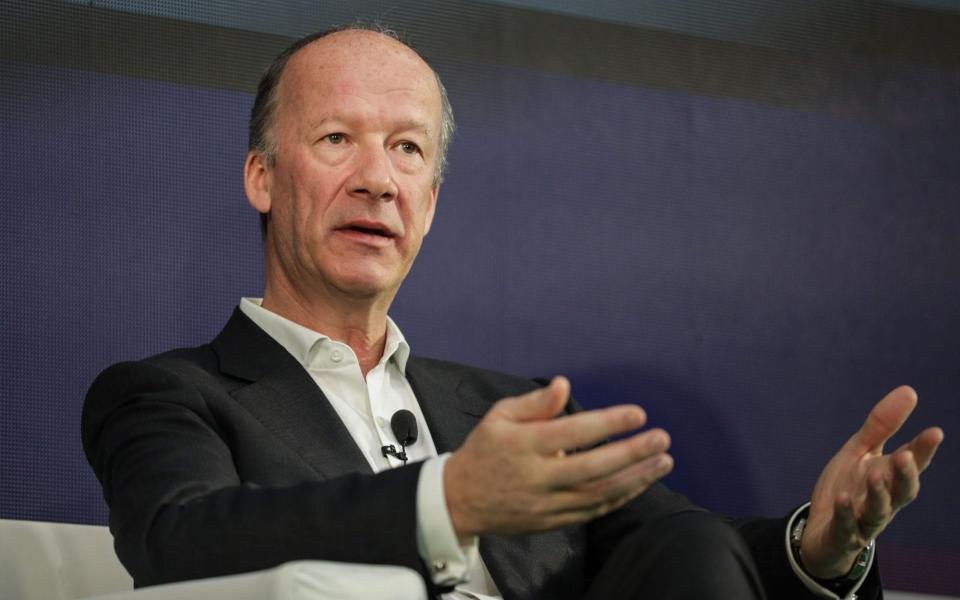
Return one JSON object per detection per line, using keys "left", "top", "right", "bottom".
{"left": 306, "top": 116, "right": 433, "bottom": 140}
{"left": 392, "top": 119, "right": 433, "bottom": 140}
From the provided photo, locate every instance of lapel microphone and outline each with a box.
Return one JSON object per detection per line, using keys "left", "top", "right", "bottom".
{"left": 381, "top": 409, "right": 418, "bottom": 466}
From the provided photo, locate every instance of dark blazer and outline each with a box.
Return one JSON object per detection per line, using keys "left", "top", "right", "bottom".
{"left": 82, "top": 308, "right": 880, "bottom": 599}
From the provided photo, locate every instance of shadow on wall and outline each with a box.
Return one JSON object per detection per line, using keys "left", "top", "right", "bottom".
{"left": 564, "top": 365, "right": 760, "bottom": 517}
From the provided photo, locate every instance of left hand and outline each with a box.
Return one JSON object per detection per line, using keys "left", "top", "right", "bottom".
{"left": 800, "top": 386, "right": 944, "bottom": 579}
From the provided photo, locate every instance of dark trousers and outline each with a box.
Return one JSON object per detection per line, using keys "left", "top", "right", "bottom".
{"left": 585, "top": 511, "right": 767, "bottom": 599}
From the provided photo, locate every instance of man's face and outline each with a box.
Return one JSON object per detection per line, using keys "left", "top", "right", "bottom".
{"left": 248, "top": 31, "right": 442, "bottom": 303}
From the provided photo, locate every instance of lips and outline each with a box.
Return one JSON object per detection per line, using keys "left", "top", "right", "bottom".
{"left": 336, "top": 219, "right": 397, "bottom": 238}
{"left": 334, "top": 219, "right": 399, "bottom": 247}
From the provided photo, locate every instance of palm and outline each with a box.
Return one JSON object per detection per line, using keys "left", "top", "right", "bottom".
{"left": 800, "top": 386, "right": 943, "bottom": 579}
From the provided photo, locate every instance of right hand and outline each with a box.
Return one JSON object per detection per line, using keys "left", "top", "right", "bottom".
{"left": 444, "top": 376, "right": 673, "bottom": 538}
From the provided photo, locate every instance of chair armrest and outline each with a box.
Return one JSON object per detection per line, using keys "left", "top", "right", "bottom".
{"left": 79, "top": 561, "right": 427, "bottom": 600}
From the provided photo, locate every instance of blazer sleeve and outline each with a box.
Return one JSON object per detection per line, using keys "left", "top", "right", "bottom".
{"left": 82, "top": 360, "right": 430, "bottom": 588}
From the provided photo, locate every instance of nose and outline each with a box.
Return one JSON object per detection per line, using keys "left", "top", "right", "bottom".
{"left": 347, "top": 144, "right": 398, "bottom": 202}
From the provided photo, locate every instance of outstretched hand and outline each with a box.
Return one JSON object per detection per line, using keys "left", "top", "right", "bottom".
{"left": 800, "top": 386, "right": 944, "bottom": 579}
{"left": 444, "top": 377, "right": 673, "bottom": 538}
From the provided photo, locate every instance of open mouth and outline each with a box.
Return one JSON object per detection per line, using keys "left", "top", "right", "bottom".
{"left": 343, "top": 224, "right": 394, "bottom": 238}
{"left": 336, "top": 220, "right": 397, "bottom": 242}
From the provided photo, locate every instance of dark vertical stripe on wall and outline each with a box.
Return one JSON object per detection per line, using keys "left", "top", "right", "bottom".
{"left": 3, "top": 0, "right": 959, "bottom": 117}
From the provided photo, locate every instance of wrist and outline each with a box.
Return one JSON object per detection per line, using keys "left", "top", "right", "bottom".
{"left": 791, "top": 509, "right": 874, "bottom": 586}
{"left": 417, "top": 454, "right": 475, "bottom": 588}
{"left": 442, "top": 451, "right": 478, "bottom": 538}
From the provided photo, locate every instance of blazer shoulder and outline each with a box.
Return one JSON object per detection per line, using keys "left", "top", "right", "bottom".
{"left": 83, "top": 344, "right": 232, "bottom": 434}
{"left": 81, "top": 344, "right": 227, "bottom": 469}
{"left": 144, "top": 344, "right": 221, "bottom": 379}
{"left": 88, "top": 344, "right": 220, "bottom": 395}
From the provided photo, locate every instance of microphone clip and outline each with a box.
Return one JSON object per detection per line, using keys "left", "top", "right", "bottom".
{"left": 381, "top": 444, "right": 408, "bottom": 465}
{"left": 382, "top": 409, "right": 418, "bottom": 467}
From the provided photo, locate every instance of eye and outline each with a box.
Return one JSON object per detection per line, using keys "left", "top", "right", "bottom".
{"left": 323, "top": 133, "right": 346, "bottom": 144}
{"left": 398, "top": 141, "right": 421, "bottom": 155}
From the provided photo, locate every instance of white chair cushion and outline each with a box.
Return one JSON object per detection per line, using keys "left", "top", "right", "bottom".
{"left": 83, "top": 560, "right": 428, "bottom": 600}
{"left": 0, "top": 519, "right": 426, "bottom": 600}
{"left": 0, "top": 519, "right": 133, "bottom": 600}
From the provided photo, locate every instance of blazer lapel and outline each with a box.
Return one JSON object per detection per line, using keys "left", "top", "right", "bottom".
{"left": 211, "top": 308, "right": 371, "bottom": 479}
{"left": 404, "top": 358, "right": 486, "bottom": 454}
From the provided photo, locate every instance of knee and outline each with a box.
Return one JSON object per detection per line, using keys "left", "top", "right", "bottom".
{"left": 587, "top": 512, "right": 766, "bottom": 599}
{"left": 636, "top": 511, "right": 751, "bottom": 562}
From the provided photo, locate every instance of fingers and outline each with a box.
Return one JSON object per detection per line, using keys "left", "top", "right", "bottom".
{"left": 549, "top": 428, "right": 669, "bottom": 487}
{"left": 455, "top": 376, "right": 677, "bottom": 536}
{"left": 859, "top": 469, "right": 891, "bottom": 540}
{"left": 889, "top": 450, "right": 919, "bottom": 509}
{"left": 853, "top": 386, "right": 917, "bottom": 451}
{"left": 490, "top": 376, "right": 570, "bottom": 423}
{"left": 908, "top": 427, "right": 945, "bottom": 472}
{"left": 829, "top": 493, "right": 863, "bottom": 552}
{"left": 491, "top": 375, "right": 648, "bottom": 454}
{"left": 532, "top": 404, "right": 647, "bottom": 454}
{"left": 543, "top": 452, "right": 675, "bottom": 517}
{"left": 570, "top": 452, "right": 674, "bottom": 504}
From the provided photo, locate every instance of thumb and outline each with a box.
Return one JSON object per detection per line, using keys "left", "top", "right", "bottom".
{"left": 852, "top": 385, "right": 917, "bottom": 451}
{"left": 491, "top": 376, "right": 570, "bottom": 423}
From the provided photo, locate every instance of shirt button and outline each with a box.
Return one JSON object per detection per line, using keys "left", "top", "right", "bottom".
{"left": 330, "top": 349, "right": 343, "bottom": 363}
{"left": 431, "top": 560, "right": 447, "bottom": 572}
{"left": 375, "top": 416, "right": 387, "bottom": 428}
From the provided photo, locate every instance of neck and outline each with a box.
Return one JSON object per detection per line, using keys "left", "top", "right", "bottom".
{"left": 260, "top": 276, "right": 395, "bottom": 378}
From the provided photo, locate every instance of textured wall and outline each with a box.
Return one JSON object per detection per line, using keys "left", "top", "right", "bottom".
{"left": 2, "top": 1, "right": 958, "bottom": 593}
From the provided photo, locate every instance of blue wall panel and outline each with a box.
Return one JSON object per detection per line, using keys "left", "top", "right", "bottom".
{"left": 2, "top": 39, "right": 958, "bottom": 592}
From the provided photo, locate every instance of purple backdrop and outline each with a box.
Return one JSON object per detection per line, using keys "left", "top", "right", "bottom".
{"left": 1, "top": 54, "right": 957, "bottom": 592}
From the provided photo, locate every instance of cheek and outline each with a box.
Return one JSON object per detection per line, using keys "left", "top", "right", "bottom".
{"left": 401, "top": 180, "right": 438, "bottom": 226}
{"left": 399, "top": 207, "right": 429, "bottom": 246}
{"left": 283, "top": 174, "right": 341, "bottom": 236}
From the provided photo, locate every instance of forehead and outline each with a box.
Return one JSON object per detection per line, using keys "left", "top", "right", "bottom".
{"left": 276, "top": 31, "right": 441, "bottom": 123}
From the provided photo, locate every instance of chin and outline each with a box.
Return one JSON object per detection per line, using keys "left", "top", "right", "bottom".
{"left": 330, "top": 273, "right": 399, "bottom": 300}
{"left": 325, "top": 256, "right": 411, "bottom": 299}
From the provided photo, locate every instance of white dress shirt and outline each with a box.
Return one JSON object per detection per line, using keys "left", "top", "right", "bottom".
{"left": 238, "top": 298, "right": 870, "bottom": 600}
{"left": 239, "top": 298, "right": 500, "bottom": 599}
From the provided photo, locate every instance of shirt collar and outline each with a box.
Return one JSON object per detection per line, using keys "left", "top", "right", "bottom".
{"left": 239, "top": 297, "right": 410, "bottom": 372}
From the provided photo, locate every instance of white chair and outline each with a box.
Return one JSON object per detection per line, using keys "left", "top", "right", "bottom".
{"left": 0, "top": 519, "right": 427, "bottom": 600}
{"left": 887, "top": 594, "right": 960, "bottom": 600}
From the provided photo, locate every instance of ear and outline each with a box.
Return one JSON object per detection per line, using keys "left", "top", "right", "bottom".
{"left": 244, "top": 151, "right": 272, "bottom": 215}
{"left": 423, "top": 185, "right": 439, "bottom": 235}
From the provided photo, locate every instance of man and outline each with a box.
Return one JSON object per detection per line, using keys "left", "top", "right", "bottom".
{"left": 83, "top": 26, "right": 943, "bottom": 599}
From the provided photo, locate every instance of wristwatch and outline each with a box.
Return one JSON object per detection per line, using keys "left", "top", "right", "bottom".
{"left": 790, "top": 510, "right": 874, "bottom": 593}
